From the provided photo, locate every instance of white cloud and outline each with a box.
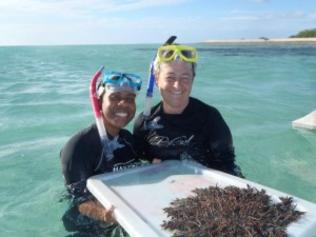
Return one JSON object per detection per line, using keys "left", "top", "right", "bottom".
{"left": 282, "top": 11, "right": 306, "bottom": 19}
{"left": 222, "top": 10, "right": 308, "bottom": 22}
{"left": 0, "top": 0, "right": 193, "bottom": 30}
{"left": 248, "top": 0, "right": 269, "bottom": 3}
{"left": 0, "top": 0, "right": 189, "bottom": 16}
{"left": 221, "top": 15, "right": 260, "bottom": 21}
{"left": 0, "top": 0, "right": 314, "bottom": 44}
{"left": 0, "top": 15, "right": 202, "bottom": 45}
{"left": 309, "top": 12, "right": 316, "bottom": 18}
{"left": 213, "top": 8, "right": 315, "bottom": 39}
{"left": 0, "top": 0, "right": 195, "bottom": 45}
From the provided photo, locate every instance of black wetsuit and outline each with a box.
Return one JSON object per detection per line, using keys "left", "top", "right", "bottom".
{"left": 61, "top": 124, "right": 139, "bottom": 196}
{"left": 60, "top": 124, "right": 139, "bottom": 237}
{"left": 133, "top": 97, "right": 243, "bottom": 177}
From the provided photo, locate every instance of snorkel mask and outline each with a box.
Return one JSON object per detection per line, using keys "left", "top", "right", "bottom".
{"left": 90, "top": 68, "right": 142, "bottom": 161}
{"left": 97, "top": 71, "right": 142, "bottom": 97}
{"left": 156, "top": 44, "right": 198, "bottom": 64}
{"left": 153, "top": 43, "right": 198, "bottom": 80}
{"left": 154, "top": 42, "right": 198, "bottom": 75}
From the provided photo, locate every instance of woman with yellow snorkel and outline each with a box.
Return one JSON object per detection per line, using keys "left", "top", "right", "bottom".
{"left": 133, "top": 37, "right": 244, "bottom": 177}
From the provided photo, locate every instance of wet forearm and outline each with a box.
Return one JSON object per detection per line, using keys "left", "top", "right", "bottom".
{"left": 78, "top": 199, "right": 114, "bottom": 222}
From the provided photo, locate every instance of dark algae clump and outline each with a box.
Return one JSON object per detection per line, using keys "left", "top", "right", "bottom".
{"left": 161, "top": 185, "right": 304, "bottom": 237}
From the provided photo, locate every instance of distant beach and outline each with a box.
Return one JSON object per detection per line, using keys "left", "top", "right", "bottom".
{"left": 204, "top": 37, "right": 316, "bottom": 44}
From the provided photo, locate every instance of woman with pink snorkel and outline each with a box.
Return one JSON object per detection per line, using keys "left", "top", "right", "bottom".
{"left": 61, "top": 69, "right": 142, "bottom": 237}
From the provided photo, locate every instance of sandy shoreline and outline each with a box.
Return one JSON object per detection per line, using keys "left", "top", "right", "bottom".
{"left": 203, "top": 38, "right": 316, "bottom": 44}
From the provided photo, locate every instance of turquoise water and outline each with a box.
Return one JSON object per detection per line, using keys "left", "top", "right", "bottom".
{"left": 0, "top": 44, "right": 315, "bottom": 236}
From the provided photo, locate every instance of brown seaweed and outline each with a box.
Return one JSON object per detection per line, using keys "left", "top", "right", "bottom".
{"left": 161, "top": 185, "right": 304, "bottom": 237}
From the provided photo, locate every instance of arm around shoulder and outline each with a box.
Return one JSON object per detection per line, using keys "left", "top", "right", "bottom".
{"left": 132, "top": 113, "right": 148, "bottom": 160}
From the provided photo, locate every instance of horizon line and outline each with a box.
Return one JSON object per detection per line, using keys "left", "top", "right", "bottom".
{"left": 1, "top": 37, "right": 316, "bottom": 47}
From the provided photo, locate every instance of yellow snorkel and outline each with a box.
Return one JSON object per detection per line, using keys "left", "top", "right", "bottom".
{"left": 143, "top": 36, "right": 177, "bottom": 117}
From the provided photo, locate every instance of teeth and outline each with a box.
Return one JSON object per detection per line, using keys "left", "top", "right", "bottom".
{"left": 172, "top": 91, "right": 182, "bottom": 95}
{"left": 115, "top": 112, "right": 128, "bottom": 117}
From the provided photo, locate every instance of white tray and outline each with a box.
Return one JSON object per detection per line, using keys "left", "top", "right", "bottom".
{"left": 87, "top": 160, "right": 316, "bottom": 237}
{"left": 292, "top": 110, "right": 316, "bottom": 131}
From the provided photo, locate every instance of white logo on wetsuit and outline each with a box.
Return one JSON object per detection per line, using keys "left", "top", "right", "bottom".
{"left": 147, "top": 131, "right": 194, "bottom": 147}
{"left": 145, "top": 116, "right": 164, "bottom": 130}
{"left": 112, "top": 159, "right": 146, "bottom": 172}
{"left": 102, "top": 136, "right": 125, "bottom": 161}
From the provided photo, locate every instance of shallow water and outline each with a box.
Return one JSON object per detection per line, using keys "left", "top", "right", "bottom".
{"left": 0, "top": 43, "right": 315, "bottom": 236}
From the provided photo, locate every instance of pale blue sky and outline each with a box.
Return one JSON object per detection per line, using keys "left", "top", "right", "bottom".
{"left": 0, "top": 0, "right": 315, "bottom": 45}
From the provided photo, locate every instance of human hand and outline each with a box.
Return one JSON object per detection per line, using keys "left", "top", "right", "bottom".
{"left": 102, "top": 205, "right": 116, "bottom": 223}
{"left": 152, "top": 158, "right": 161, "bottom": 164}
{"left": 78, "top": 200, "right": 116, "bottom": 223}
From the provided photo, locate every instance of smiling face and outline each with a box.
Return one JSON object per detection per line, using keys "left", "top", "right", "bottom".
{"left": 155, "top": 60, "right": 194, "bottom": 114}
{"left": 101, "top": 90, "right": 136, "bottom": 136}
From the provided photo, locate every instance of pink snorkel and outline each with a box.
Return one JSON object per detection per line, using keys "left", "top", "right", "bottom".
{"left": 89, "top": 66, "right": 107, "bottom": 143}
{"left": 89, "top": 66, "right": 142, "bottom": 161}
